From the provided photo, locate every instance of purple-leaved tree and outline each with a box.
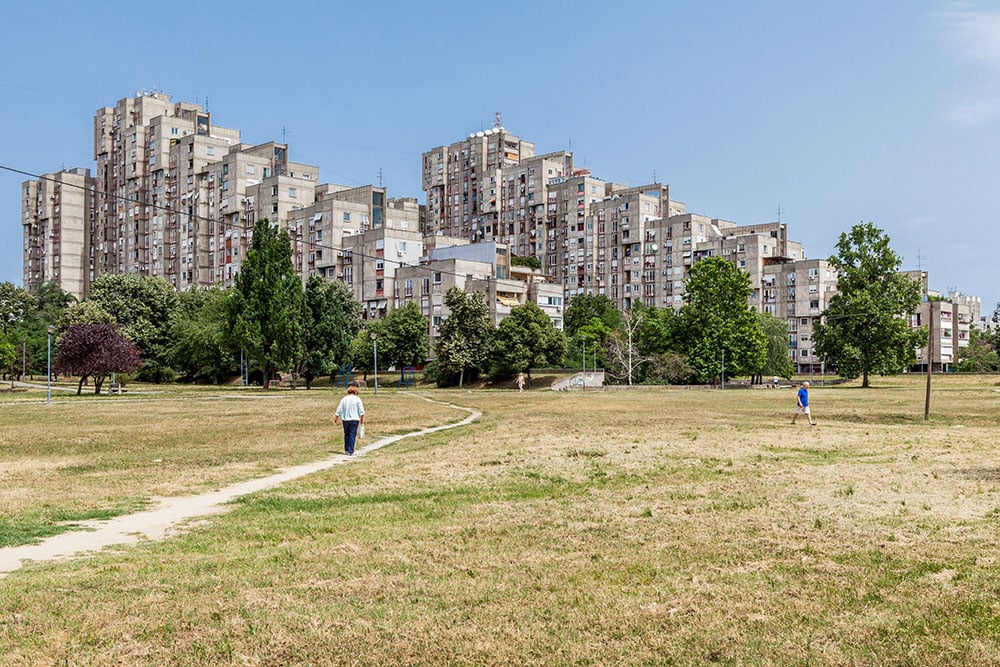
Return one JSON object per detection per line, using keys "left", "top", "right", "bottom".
{"left": 53, "top": 323, "right": 142, "bottom": 395}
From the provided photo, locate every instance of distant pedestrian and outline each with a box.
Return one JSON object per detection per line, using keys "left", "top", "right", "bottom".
{"left": 334, "top": 382, "right": 366, "bottom": 455}
{"left": 791, "top": 381, "right": 816, "bottom": 426}
{"left": 773, "top": 375, "right": 780, "bottom": 388}
{"left": 516, "top": 372, "right": 525, "bottom": 392}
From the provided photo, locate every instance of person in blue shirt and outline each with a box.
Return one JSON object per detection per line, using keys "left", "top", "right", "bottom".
{"left": 791, "top": 381, "right": 816, "bottom": 426}
{"left": 334, "top": 382, "right": 366, "bottom": 455}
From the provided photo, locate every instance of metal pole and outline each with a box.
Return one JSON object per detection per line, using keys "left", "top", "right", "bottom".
{"left": 46, "top": 328, "right": 52, "bottom": 404}
{"left": 581, "top": 339, "right": 586, "bottom": 392}
{"left": 372, "top": 334, "right": 379, "bottom": 395}
{"left": 924, "top": 305, "right": 932, "bottom": 420}
{"left": 721, "top": 347, "right": 725, "bottom": 390}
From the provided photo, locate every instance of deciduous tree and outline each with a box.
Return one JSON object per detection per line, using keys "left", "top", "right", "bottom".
{"left": 169, "top": 288, "right": 235, "bottom": 384}
{"left": 491, "top": 301, "right": 566, "bottom": 380}
{"left": 605, "top": 309, "right": 650, "bottom": 386}
{"left": 53, "top": 323, "right": 142, "bottom": 395}
{"left": 813, "top": 222, "right": 923, "bottom": 387}
{"left": 298, "top": 276, "right": 362, "bottom": 388}
{"left": 676, "top": 256, "right": 765, "bottom": 383}
{"left": 381, "top": 301, "right": 429, "bottom": 383}
{"left": 435, "top": 287, "right": 494, "bottom": 387}
{"left": 564, "top": 293, "right": 620, "bottom": 338}
{"left": 88, "top": 273, "right": 179, "bottom": 381}
{"left": 0, "top": 282, "right": 36, "bottom": 337}
{"left": 758, "top": 312, "right": 795, "bottom": 381}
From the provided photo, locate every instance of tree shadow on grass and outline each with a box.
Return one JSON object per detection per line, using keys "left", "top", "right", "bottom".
{"left": 950, "top": 467, "right": 1000, "bottom": 483}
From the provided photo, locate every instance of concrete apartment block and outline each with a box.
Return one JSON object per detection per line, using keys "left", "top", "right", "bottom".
{"left": 767, "top": 259, "right": 838, "bottom": 372}
{"left": 21, "top": 168, "right": 96, "bottom": 300}
{"left": 341, "top": 224, "right": 423, "bottom": 320}
{"left": 422, "top": 127, "right": 535, "bottom": 241}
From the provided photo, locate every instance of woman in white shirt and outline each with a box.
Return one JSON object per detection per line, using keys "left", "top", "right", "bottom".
{"left": 334, "top": 383, "right": 366, "bottom": 455}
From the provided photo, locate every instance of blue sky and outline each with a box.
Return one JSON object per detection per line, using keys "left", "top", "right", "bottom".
{"left": 1, "top": 1, "right": 997, "bottom": 316}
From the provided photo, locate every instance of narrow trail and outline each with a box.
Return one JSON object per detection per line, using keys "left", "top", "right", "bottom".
{"left": 0, "top": 395, "right": 480, "bottom": 578}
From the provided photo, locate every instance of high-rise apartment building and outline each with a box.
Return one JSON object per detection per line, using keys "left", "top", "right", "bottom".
{"left": 21, "top": 168, "right": 97, "bottom": 300}
{"left": 422, "top": 126, "right": 535, "bottom": 242}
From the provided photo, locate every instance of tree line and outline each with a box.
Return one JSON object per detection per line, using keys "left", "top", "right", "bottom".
{"left": 3, "top": 220, "right": 981, "bottom": 392}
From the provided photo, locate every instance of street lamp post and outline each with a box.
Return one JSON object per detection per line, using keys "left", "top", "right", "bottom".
{"left": 46, "top": 325, "right": 55, "bottom": 404}
{"left": 371, "top": 332, "right": 379, "bottom": 395}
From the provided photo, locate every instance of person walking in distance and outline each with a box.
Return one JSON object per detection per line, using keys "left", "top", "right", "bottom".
{"left": 516, "top": 372, "right": 526, "bottom": 393}
{"left": 791, "top": 381, "right": 816, "bottom": 426}
{"left": 334, "top": 382, "right": 366, "bottom": 455}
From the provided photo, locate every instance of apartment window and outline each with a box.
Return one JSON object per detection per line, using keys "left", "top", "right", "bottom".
{"left": 288, "top": 187, "right": 297, "bottom": 198}
{"left": 206, "top": 146, "right": 215, "bottom": 156}
{"left": 171, "top": 127, "right": 179, "bottom": 135}
{"left": 246, "top": 165, "right": 255, "bottom": 175}
{"left": 434, "top": 272, "right": 442, "bottom": 283}
{"left": 271, "top": 186, "right": 278, "bottom": 196}
{"left": 271, "top": 203, "right": 278, "bottom": 213}
{"left": 343, "top": 212, "right": 351, "bottom": 222}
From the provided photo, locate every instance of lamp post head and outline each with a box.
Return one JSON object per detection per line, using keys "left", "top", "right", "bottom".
{"left": 370, "top": 332, "right": 377, "bottom": 341}
{"left": 47, "top": 325, "right": 55, "bottom": 334}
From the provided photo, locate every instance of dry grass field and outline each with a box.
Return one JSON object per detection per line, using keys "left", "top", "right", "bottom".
{"left": 2, "top": 376, "right": 1000, "bottom": 665}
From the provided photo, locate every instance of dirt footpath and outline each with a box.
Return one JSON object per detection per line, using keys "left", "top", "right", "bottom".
{"left": 0, "top": 399, "right": 479, "bottom": 578}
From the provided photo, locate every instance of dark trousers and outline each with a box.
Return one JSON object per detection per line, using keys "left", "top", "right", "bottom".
{"left": 342, "top": 420, "right": 360, "bottom": 454}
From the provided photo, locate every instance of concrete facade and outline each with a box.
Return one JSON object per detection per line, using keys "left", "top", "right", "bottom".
{"left": 21, "top": 168, "right": 97, "bottom": 300}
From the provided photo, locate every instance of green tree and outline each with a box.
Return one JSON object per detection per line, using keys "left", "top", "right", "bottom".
{"left": 956, "top": 327, "right": 1000, "bottom": 372}
{"left": 230, "top": 219, "right": 304, "bottom": 389}
{"left": 0, "top": 336, "right": 15, "bottom": 384}
{"left": 758, "top": 312, "right": 795, "bottom": 381}
{"left": 491, "top": 301, "right": 566, "bottom": 380}
{"left": 298, "top": 276, "right": 362, "bottom": 388}
{"left": 564, "top": 293, "right": 621, "bottom": 338}
{"left": 567, "top": 316, "right": 613, "bottom": 371}
{"left": 16, "top": 282, "right": 75, "bottom": 378}
{"left": 813, "top": 222, "right": 923, "bottom": 387}
{"left": 676, "top": 256, "right": 766, "bottom": 383}
{"left": 168, "top": 288, "right": 236, "bottom": 384}
{"left": 349, "top": 325, "right": 382, "bottom": 382}
{"left": 381, "top": 301, "right": 429, "bottom": 382}
{"left": 88, "top": 273, "right": 179, "bottom": 381}
{"left": 646, "top": 352, "right": 697, "bottom": 385}
{"left": 58, "top": 301, "right": 115, "bottom": 331}
{"left": 0, "top": 282, "right": 36, "bottom": 338}
{"left": 435, "top": 287, "right": 495, "bottom": 387}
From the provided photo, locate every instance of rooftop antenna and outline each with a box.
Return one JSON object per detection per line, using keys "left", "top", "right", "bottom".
{"left": 776, "top": 204, "right": 782, "bottom": 223}
{"left": 653, "top": 169, "right": 657, "bottom": 183}
{"left": 494, "top": 111, "right": 503, "bottom": 129}
{"left": 282, "top": 125, "right": 287, "bottom": 145}
{"left": 378, "top": 168, "right": 384, "bottom": 188}
{"left": 205, "top": 96, "right": 209, "bottom": 112}
{"left": 568, "top": 137, "right": 572, "bottom": 152}
{"left": 916, "top": 249, "right": 923, "bottom": 272}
